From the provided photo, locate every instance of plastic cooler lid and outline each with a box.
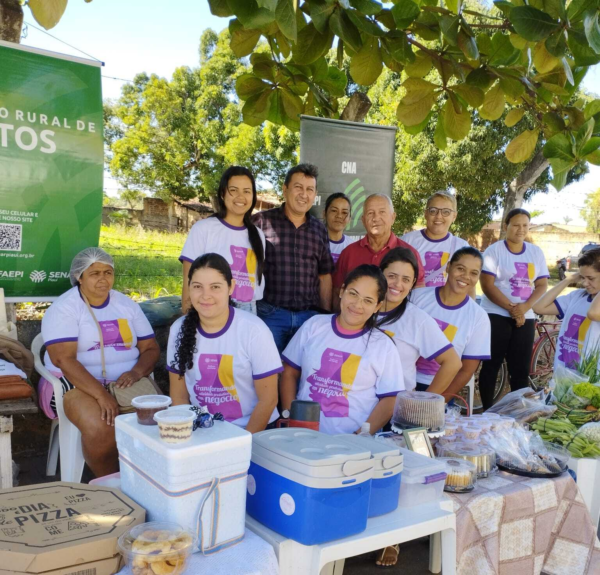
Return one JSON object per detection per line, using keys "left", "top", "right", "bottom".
{"left": 334, "top": 433, "right": 401, "bottom": 459}
{"left": 398, "top": 447, "right": 447, "bottom": 479}
{"left": 252, "top": 428, "right": 371, "bottom": 467}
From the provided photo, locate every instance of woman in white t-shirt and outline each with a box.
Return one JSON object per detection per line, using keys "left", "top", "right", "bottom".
{"left": 41, "top": 248, "right": 160, "bottom": 478}
{"left": 479, "top": 209, "right": 549, "bottom": 410}
{"left": 280, "top": 265, "right": 404, "bottom": 435}
{"left": 324, "top": 193, "right": 357, "bottom": 266}
{"left": 377, "top": 247, "right": 461, "bottom": 394}
{"left": 180, "top": 166, "right": 266, "bottom": 314}
{"left": 411, "top": 247, "right": 491, "bottom": 401}
{"left": 533, "top": 248, "right": 600, "bottom": 373}
{"left": 168, "top": 253, "right": 282, "bottom": 432}
{"left": 401, "top": 191, "right": 470, "bottom": 289}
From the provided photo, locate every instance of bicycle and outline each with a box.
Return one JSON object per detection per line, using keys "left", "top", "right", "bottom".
{"left": 459, "top": 317, "right": 561, "bottom": 412}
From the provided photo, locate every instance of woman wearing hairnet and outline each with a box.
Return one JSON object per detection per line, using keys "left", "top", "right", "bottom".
{"left": 40, "top": 248, "right": 160, "bottom": 477}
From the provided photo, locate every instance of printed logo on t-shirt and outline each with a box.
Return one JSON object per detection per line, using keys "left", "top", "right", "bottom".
{"left": 230, "top": 245, "right": 257, "bottom": 303}
{"left": 424, "top": 251, "right": 450, "bottom": 287}
{"left": 194, "top": 354, "right": 243, "bottom": 421}
{"left": 558, "top": 314, "right": 591, "bottom": 368}
{"left": 416, "top": 318, "right": 457, "bottom": 375}
{"left": 307, "top": 348, "right": 361, "bottom": 417}
{"left": 87, "top": 319, "right": 133, "bottom": 352}
{"left": 509, "top": 262, "right": 535, "bottom": 300}
{"left": 332, "top": 252, "right": 341, "bottom": 264}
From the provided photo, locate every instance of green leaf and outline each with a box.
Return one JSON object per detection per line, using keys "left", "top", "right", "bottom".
{"left": 540, "top": 82, "right": 569, "bottom": 95}
{"left": 257, "top": 0, "right": 278, "bottom": 9}
{"left": 505, "top": 129, "right": 539, "bottom": 163}
{"left": 509, "top": 33, "right": 528, "bottom": 50}
{"left": 477, "top": 33, "right": 492, "bottom": 55}
{"left": 208, "top": 0, "right": 234, "bottom": 17}
{"left": 575, "top": 118, "right": 595, "bottom": 154}
{"left": 543, "top": 111, "right": 566, "bottom": 134}
{"left": 381, "top": 44, "right": 405, "bottom": 72}
{"left": 494, "top": 0, "right": 513, "bottom": 18}
{"left": 549, "top": 158, "right": 574, "bottom": 190}
{"left": 230, "top": 23, "right": 262, "bottom": 57}
{"left": 267, "top": 89, "right": 286, "bottom": 126}
{"left": 445, "top": 0, "right": 460, "bottom": 13}
{"left": 584, "top": 10, "right": 600, "bottom": 54}
{"left": 346, "top": 10, "right": 386, "bottom": 35}
{"left": 236, "top": 74, "right": 270, "bottom": 99}
{"left": 566, "top": 106, "right": 586, "bottom": 130}
{"left": 581, "top": 136, "right": 600, "bottom": 156}
{"left": 434, "top": 115, "right": 448, "bottom": 150}
{"left": 228, "top": 0, "right": 276, "bottom": 29}
{"left": 562, "top": 57, "right": 575, "bottom": 86}
{"left": 349, "top": 0, "right": 383, "bottom": 15}
{"left": 510, "top": 6, "right": 560, "bottom": 42}
{"left": 329, "top": 9, "right": 363, "bottom": 52}
{"left": 452, "top": 84, "right": 484, "bottom": 108}
{"left": 308, "top": 0, "right": 336, "bottom": 33}
{"left": 386, "top": 33, "right": 416, "bottom": 64}
{"left": 28, "top": 0, "right": 67, "bottom": 30}
{"left": 440, "top": 15, "right": 460, "bottom": 46}
{"left": 479, "top": 84, "right": 505, "bottom": 121}
{"left": 488, "top": 31, "right": 519, "bottom": 66}
{"left": 567, "top": 0, "right": 595, "bottom": 22}
{"left": 505, "top": 108, "right": 525, "bottom": 127}
{"left": 396, "top": 79, "right": 438, "bottom": 126}
{"left": 292, "top": 22, "right": 334, "bottom": 64}
{"left": 533, "top": 41, "right": 560, "bottom": 73}
{"left": 242, "top": 89, "right": 274, "bottom": 126}
{"left": 568, "top": 30, "right": 600, "bottom": 66}
{"left": 280, "top": 86, "right": 304, "bottom": 122}
{"left": 499, "top": 77, "right": 525, "bottom": 99}
{"left": 443, "top": 98, "right": 471, "bottom": 140}
{"left": 391, "top": 0, "right": 421, "bottom": 28}
{"left": 251, "top": 53, "right": 277, "bottom": 80}
{"left": 457, "top": 31, "right": 479, "bottom": 61}
{"left": 545, "top": 30, "right": 567, "bottom": 57}
{"left": 405, "top": 52, "right": 433, "bottom": 77}
{"left": 585, "top": 100, "right": 600, "bottom": 121}
{"left": 466, "top": 68, "right": 494, "bottom": 90}
{"left": 403, "top": 112, "right": 432, "bottom": 134}
{"left": 543, "top": 132, "right": 575, "bottom": 161}
{"left": 275, "top": 0, "right": 298, "bottom": 42}
{"left": 317, "top": 66, "right": 348, "bottom": 96}
{"left": 584, "top": 149, "right": 600, "bottom": 165}
{"left": 375, "top": 8, "right": 396, "bottom": 30}
{"left": 350, "top": 37, "right": 383, "bottom": 86}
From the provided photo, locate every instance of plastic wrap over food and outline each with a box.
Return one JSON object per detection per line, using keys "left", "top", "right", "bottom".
{"left": 485, "top": 388, "right": 556, "bottom": 423}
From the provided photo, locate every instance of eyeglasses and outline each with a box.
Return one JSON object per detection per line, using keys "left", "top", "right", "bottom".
{"left": 343, "top": 288, "right": 377, "bottom": 307}
{"left": 426, "top": 207, "right": 455, "bottom": 217}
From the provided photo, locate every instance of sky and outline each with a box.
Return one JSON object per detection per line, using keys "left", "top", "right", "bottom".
{"left": 17, "top": 0, "right": 600, "bottom": 226}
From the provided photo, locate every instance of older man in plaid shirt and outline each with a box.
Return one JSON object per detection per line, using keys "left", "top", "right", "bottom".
{"left": 252, "top": 164, "right": 334, "bottom": 353}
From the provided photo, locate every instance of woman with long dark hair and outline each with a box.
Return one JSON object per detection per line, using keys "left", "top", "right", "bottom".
{"left": 280, "top": 264, "right": 404, "bottom": 435}
{"left": 167, "top": 254, "right": 282, "bottom": 433}
{"left": 378, "top": 248, "right": 461, "bottom": 394}
{"left": 180, "top": 166, "right": 266, "bottom": 314}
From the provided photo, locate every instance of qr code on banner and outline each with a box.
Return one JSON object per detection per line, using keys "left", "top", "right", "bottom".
{"left": 0, "top": 223, "right": 22, "bottom": 251}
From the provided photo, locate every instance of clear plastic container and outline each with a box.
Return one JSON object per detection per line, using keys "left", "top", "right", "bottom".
{"left": 439, "top": 458, "right": 477, "bottom": 492}
{"left": 482, "top": 412, "right": 501, "bottom": 420}
{"left": 392, "top": 391, "right": 445, "bottom": 433}
{"left": 131, "top": 395, "right": 172, "bottom": 426}
{"left": 397, "top": 447, "right": 447, "bottom": 507}
{"left": 444, "top": 423, "right": 458, "bottom": 437}
{"left": 437, "top": 442, "right": 497, "bottom": 478}
{"left": 117, "top": 521, "right": 196, "bottom": 575}
{"left": 154, "top": 409, "right": 196, "bottom": 444}
{"left": 461, "top": 425, "right": 482, "bottom": 441}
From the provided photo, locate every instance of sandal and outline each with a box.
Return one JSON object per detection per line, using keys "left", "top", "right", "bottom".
{"left": 375, "top": 544, "right": 400, "bottom": 568}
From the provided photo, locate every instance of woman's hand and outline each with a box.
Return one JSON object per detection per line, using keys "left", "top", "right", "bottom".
{"left": 114, "top": 369, "right": 142, "bottom": 388}
{"left": 509, "top": 303, "right": 528, "bottom": 318}
{"left": 568, "top": 272, "right": 582, "bottom": 284}
{"left": 96, "top": 391, "right": 120, "bottom": 426}
{"left": 514, "top": 314, "right": 526, "bottom": 328}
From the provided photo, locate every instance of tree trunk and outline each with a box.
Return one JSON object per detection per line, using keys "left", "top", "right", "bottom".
{"left": 499, "top": 150, "right": 549, "bottom": 239}
{"left": 0, "top": 0, "right": 23, "bottom": 43}
{"left": 340, "top": 92, "right": 372, "bottom": 123}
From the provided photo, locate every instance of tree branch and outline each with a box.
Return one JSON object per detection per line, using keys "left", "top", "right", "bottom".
{"left": 0, "top": 0, "right": 23, "bottom": 43}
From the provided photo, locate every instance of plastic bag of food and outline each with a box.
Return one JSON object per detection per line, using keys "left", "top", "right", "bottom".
{"left": 579, "top": 422, "right": 600, "bottom": 445}
{"left": 486, "top": 388, "right": 557, "bottom": 424}
{"left": 552, "top": 365, "right": 589, "bottom": 404}
{"left": 563, "top": 385, "right": 592, "bottom": 408}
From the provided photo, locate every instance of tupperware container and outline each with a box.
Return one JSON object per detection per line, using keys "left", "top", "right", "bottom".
{"left": 392, "top": 391, "right": 446, "bottom": 433}
{"left": 117, "top": 521, "right": 195, "bottom": 575}
{"left": 154, "top": 409, "right": 196, "bottom": 443}
{"left": 131, "top": 395, "right": 172, "bottom": 425}
{"left": 438, "top": 442, "right": 497, "bottom": 478}
{"left": 247, "top": 428, "right": 374, "bottom": 545}
{"left": 444, "top": 423, "right": 458, "bottom": 437}
{"left": 397, "top": 447, "right": 447, "bottom": 507}
{"left": 461, "top": 424, "right": 482, "bottom": 441}
{"left": 336, "top": 434, "right": 403, "bottom": 517}
{"left": 440, "top": 458, "right": 477, "bottom": 493}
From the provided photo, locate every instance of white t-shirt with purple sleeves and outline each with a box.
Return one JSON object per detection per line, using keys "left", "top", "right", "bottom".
{"left": 378, "top": 301, "right": 454, "bottom": 391}
{"left": 480, "top": 240, "right": 550, "bottom": 320}
{"left": 166, "top": 307, "right": 282, "bottom": 428}
{"left": 282, "top": 314, "right": 404, "bottom": 435}
{"left": 180, "top": 217, "right": 266, "bottom": 303}
{"left": 554, "top": 289, "right": 599, "bottom": 372}
{"left": 401, "top": 229, "right": 470, "bottom": 287}
{"left": 42, "top": 287, "right": 155, "bottom": 382}
{"left": 411, "top": 287, "right": 491, "bottom": 385}
{"left": 329, "top": 235, "right": 358, "bottom": 266}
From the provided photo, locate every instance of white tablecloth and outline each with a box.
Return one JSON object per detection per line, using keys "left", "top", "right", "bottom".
{"left": 119, "top": 529, "right": 279, "bottom": 575}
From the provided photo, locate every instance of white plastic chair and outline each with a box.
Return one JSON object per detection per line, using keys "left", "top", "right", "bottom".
{"left": 31, "top": 333, "right": 85, "bottom": 483}
{"left": 466, "top": 375, "right": 475, "bottom": 415}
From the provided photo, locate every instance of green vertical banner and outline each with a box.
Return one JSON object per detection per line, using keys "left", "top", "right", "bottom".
{"left": 0, "top": 41, "right": 103, "bottom": 300}
{"left": 300, "top": 116, "right": 397, "bottom": 236}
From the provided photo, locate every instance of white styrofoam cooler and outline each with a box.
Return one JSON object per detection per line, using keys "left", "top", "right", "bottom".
{"left": 115, "top": 413, "right": 251, "bottom": 555}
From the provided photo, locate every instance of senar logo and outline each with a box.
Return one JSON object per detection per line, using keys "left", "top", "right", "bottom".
{"left": 29, "top": 270, "right": 47, "bottom": 283}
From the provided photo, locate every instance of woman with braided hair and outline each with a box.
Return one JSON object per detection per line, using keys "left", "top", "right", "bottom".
{"left": 167, "top": 253, "right": 282, "bottom": 432}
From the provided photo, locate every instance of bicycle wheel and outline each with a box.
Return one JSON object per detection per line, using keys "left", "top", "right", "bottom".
{"left": 459, "top": 361, "right": 507, "bottom": 413}
{"left": 529, "top": 331, "right": 559, "bottom": 390}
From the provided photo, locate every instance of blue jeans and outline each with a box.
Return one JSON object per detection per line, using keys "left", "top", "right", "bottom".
{"left": 257, "top": 301, "right": 319, "bottom": 354}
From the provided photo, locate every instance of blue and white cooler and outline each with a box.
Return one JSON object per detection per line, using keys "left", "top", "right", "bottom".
{"left": 246, "top": 428, "right": 375, "bottom": 545}
{"left": 116, "top": 413, "right": 252, "bottom": 555}
{"left": 336, "top": 434, "right": 403, "bottom": 517}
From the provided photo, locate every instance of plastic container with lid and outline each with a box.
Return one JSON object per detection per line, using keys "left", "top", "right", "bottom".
{"left": 247, "top": 428, "right": 375, "bottom": 545}
{"left": 153, "top": 409, "right": 196, "bottom": 443}
{"left": 117, "top": 521, "right": 196, "bottom": 575}
{"left": 444, "top": 423, "right": 458, "bottom": 437}
{"left": 336, "top": 433, "right": 403, "bottom": 517}
{"left": 440, "top": 458, "right": 477, "bottom": 493}
{"left": 131, "top": 395, "right": 172, "bottom": 426}
{"left": 392, "top": 391, "right": 445, "bottom": 433}
{"left": 438, "top": 442, "right": 497, "bottom": 478}
{"left": 461, "top": 424, "right": 482, "bottom": 441}
{"left": 397, "top": 447, "right": 447, "bottom": 507}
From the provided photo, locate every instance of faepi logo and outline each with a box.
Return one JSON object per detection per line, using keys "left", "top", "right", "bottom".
{"left": 341, "top": 161, "right": 357, "bottom": 174}
{"left": 29, "top": 270, "right": 47, "bottom": 283}
{"left": 0, "top": 270, "right": 23, "bottom": 279}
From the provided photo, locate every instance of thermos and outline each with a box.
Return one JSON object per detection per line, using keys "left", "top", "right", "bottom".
{"left": 276, "top": 400, "right": 320, "bottom": 431}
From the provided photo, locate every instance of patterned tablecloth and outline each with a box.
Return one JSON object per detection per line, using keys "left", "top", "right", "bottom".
{"left": 448, "top": 470, "right": 600, "bottom": 575}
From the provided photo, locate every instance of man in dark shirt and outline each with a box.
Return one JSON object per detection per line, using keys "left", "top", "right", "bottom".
{"left": 252, "top": 164, "right": 334, "bottom": 353}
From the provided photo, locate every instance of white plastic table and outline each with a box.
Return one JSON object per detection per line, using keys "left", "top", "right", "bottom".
{"left": 246, "top": 499, "right": 456, "bottom": 575}
{"left": 568, "top": 456, "right": 600, "bottom": 535}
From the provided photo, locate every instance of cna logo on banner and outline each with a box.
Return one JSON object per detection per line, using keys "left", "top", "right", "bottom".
{"left": 29, "top": 270, "right": 69, "bottom": 283}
